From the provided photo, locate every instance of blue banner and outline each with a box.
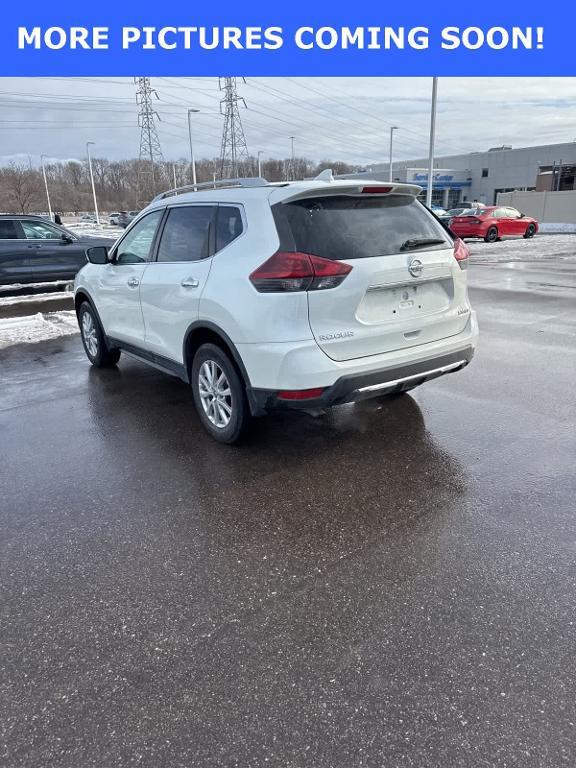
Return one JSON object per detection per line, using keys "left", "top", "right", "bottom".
{"left": 0, "top": 0, "right": 567, "bottom": 76}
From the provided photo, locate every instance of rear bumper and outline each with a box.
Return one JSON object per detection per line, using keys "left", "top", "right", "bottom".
{"left": 451, "top": 227, "right": 486, "bottom": 239}
{"left": 248, "top": 346, "right": 474, "bottom": 413}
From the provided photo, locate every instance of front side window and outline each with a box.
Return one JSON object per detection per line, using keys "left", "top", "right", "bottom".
{"left": 115, "top": 211, "right": 163, "bottom": 265}
{"left": 21, "top": 220, "right": 65, "bottom": 239}
{"left": 506, "top": 208, "right": 521, "bottom": 218}
{"left": 216, "top": 206, "right": 244, "bottom": 251}
{"left": 273, "top": 195, "right": 451, "bottom": 260}
{"left": 157, "top": 206, "right": 215, "bottom": 263}
{"left": 0, "top": 220, "right": 20, "bottom": 239}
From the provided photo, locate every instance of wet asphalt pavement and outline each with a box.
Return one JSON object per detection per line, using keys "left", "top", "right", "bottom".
{"left": 1, "top": 246, "right": 576, "bottom": 767}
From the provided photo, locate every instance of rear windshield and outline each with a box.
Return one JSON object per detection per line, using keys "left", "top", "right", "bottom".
{"left": 458, "top": 208, "right": 485, "bottom": 217}
{"left": 272, "top": 195, "right": 452, "bottom": 260}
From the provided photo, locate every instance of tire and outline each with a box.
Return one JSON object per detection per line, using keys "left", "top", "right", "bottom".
{"left": 78, "top": 301, "right": 121, "bottom": 368}
{"left": 484, "top": 226, "right": 499, "bottom": 243}
{"left": 524, "top": 224, "right": 536, "bottom": 238}
{"left": 191, "top": 343, "right": 251, "bottom": 444}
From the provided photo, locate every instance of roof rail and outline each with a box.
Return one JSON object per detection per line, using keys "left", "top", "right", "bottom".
{"left": 152, "top": 177, "right": 269, "bottom": 201}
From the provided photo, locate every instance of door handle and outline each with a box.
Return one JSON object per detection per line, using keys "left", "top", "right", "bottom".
{"left": 26, "top": 244, "right": 41, "bottom": 249}
{"left": 181, "top": 277, "right": 200, "bottom": 288}
{"left": 127, "top": 277, "right": 140, "bottom": 287}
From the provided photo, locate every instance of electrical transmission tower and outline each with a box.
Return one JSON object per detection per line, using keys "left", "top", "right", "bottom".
{"left": 135, "top": 77, "right": 164, "bottom": 205}
{"left": 219, "top": 78, "right": 250, "bottom": 179}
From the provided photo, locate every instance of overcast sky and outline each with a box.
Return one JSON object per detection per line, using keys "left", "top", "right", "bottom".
{"left": 1, "top": 77, "right": 575, "bottom": 167}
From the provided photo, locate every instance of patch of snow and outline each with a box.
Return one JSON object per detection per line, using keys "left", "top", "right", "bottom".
{"left": 539, "top": 223, "right": 576, "bottom": 234}
{"left": 0, "top": 311, "right": 78, "bottom": 350}
{"left": 0, "top": 290, "right": 72, "bottom": 306}
{"left": 66, "top": 222, "right": 121, "bottom": 239}
{"left": 468, "top": 233, "right": 576, "bottom": 263}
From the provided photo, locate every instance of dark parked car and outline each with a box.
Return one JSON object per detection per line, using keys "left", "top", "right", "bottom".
{"left": 117, "top": 210, "right": 140, "bottom": 229}
{"left": 0, "top": 215, "right": 116, "bottom": 286}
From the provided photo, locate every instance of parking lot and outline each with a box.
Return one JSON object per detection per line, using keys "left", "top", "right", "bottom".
{"left": 1, "top": 235, "right": 575, "bottom": 767}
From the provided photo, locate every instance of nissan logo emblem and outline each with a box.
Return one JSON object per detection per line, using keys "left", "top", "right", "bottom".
{"left": 408, "top": 258, "right": 424, "bottom": 278}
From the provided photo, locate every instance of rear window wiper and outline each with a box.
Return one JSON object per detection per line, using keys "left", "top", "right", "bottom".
{"left": 400, "top": 237, "right": 447, "bottom": 251}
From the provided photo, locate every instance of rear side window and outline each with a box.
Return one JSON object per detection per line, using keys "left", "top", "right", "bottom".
{"left": 0, "top": 220, "right": 20, "bottom": 239}
{"left": 157, "top": 206, "right": 215, "bottom": 263}
{"left": 272, "top": 195, "right": 451, "bottom": 260}
{"left": 216, "top": 206, "right": 243, "bottom": 251}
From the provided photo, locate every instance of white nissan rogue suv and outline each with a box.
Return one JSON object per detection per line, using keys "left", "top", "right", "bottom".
{"left": 75, "top": 174, "right": 478, "bottom": 443}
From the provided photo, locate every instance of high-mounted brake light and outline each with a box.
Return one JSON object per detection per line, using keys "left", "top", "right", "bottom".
{"left": 249, "top": 252, "right": 352, "bottom": 293}
{"left": 362, "top": 186, "right": 393, "bottom": 194}
{"left": 453, "top": 238, "right": 469, "bottom": 270}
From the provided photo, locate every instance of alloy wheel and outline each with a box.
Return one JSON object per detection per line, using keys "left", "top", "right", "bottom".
{"left": 81, "top": 311, "right": 98, "bottom": 357}
{"left": 198, "top": 360, "right": 233, "bottom": 429}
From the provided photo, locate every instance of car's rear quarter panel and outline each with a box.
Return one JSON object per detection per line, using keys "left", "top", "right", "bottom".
{"left": 199, "top": 198, "right": 314, "bottom": 345}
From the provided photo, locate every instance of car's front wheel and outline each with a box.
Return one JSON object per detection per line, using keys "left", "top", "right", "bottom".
{"left": 524, "top": 223, "right": 536, "bottom": 238}
{"left": 78, "top": 301, "right": 121, "bottom": 368}
{"left": 191, "top": 343, "right": 250, "bottom": 444}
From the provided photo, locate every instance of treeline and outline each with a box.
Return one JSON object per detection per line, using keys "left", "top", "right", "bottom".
{"left": 0, "top": 156, "right": 362, "bottom": 214}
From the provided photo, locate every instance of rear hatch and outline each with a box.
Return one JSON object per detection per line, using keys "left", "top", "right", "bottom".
{"left": 272, "top": 188, "right": 468, "bottom": 362}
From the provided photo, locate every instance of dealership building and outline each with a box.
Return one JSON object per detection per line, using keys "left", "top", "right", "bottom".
{"left": 343, "top": 141, "right": 576, "bottom": 208}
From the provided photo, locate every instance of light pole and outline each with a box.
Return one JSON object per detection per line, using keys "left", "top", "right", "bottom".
{"left": 289, "top": 137, "right": 295, "bottom": 180}
{"left": 40, "top": 154, "right": 53, "bottom": 221}
{"left": 389, "top": 126, "right": 398, "bottom": 182}
{"left": 257, "top": 150, "right": 263, "bottom": 178}
{"left": 86, "top": 141, "right": 100, "bottom": 226}
{"left": 426, "top": 77, "right": 438, "bottom": 209}
{"left": 187, "top": 109, "right": 200, "bottom": 188}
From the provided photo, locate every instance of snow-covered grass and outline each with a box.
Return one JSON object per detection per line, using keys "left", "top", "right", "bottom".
{"left": 0, "top": 311, "right": 78, "bottom": 350}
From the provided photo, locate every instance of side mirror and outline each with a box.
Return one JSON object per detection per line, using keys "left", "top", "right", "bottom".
{"left": 86, "top": 246, "right": 109, "bottom": 264}
{"left": 519, "top": 212, "right": 525, "bottom": 218}
{"left": 61, "top": 233, "right": 74, "bottom": 243}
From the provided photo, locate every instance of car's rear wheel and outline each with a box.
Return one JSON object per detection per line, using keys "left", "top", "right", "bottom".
{"left": 191, "top": 343, "right": 250, "bottom": 444}
{"left": 79, "top": 301, "right": 121, "bottom": 368}
{"left": 524, "top": 224, "right": 536, "bottom": 238}
{"left": 485, "top": 226, "right": 499, "bottom": 243}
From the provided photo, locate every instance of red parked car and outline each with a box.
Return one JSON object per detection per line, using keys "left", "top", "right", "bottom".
{"left": 450, "top": 206, "right": 538, "bottom": 243}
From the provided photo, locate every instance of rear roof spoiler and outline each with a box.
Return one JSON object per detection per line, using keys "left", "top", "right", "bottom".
{"left": 271, "top": 181, "right": 423, "bottom": 204}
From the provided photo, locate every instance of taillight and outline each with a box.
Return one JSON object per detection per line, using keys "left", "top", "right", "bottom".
{"left": 453, "top": 238, "right": 469, "bottom": 270}
{"left": 249, "top": 252, "right": 352, "bottom": 293}
{"left": 468, "top": 218, "right": 481, "bottom": 225}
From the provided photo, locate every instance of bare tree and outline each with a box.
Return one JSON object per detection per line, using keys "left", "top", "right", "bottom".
{"left": 0, "top": 163, "right": 42, "bottom": 213}
{"left": 0, "top": 155, "right": 363, "bottom": 213}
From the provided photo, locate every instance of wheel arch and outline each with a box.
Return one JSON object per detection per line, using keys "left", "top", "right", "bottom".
{"left": 183, "top": 322, "right": 251, "bottom": 389}
{"left": 74, "top": 289, "right": 109, "bottom": 339}
{"left": 74, "top": 288, "right": 95, "bottom": 317}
